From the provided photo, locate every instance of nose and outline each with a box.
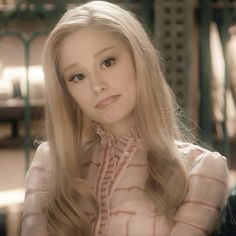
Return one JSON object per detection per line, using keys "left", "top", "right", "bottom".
{"left": 93, "top": 84, "right": 107, "bottom": 95}
{"left": 91, "top": 75, "right": 108, "bottom": 95}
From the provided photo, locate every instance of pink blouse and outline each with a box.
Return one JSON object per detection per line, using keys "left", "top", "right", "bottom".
{"left": 21, "top": 126, "right": 229, "bottom": 236}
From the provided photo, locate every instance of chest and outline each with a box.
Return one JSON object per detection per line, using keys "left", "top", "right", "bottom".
{"left": 83, "top": 144, "right": 173, "bottom": 236}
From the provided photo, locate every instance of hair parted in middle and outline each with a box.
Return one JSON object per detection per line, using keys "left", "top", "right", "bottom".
{"left": 42, "top": 1, "right": 188, "bottom": 235}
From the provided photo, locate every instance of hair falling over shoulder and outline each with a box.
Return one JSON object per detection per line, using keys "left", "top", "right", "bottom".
{"left": 42, "top": 1, "right": 189, "bottom": 235}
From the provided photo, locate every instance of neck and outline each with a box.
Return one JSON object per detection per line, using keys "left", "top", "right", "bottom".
{"left": 98, "top": 118, "right": 136, "bottom": 140}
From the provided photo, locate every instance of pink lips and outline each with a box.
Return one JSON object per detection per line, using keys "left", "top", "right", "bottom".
{"left": 95, "top": 95, "right": 121, "bottom": 109}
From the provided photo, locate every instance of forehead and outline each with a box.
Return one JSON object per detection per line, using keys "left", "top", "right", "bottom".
{"left": 59, "top": 27, "right": 128, "bottom": 56}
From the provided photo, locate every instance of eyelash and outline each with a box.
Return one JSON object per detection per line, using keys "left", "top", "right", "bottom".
{"left": 68, "top": 57, "right": 117, "bottom": 83}
{"left": 68, "top": 73, "right": 85, "bottom": 83}
{"left": 101, "top": 57, "right": 116, "bottom": 68}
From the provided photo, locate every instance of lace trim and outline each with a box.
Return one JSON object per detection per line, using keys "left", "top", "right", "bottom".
{"left": 91, "top": 121, "right": 143, "bottom": 148}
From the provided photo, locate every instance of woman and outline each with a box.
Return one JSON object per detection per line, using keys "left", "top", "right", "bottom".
{"left": 21, "top": 1, "right": 229, "bottom": 236}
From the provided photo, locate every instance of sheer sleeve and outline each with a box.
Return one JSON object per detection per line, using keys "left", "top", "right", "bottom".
{"left": 21, "top": 143, "right": 51, "bottom": 236}
{"left": 170, "top": 143, "right": 229, "bottom": 236}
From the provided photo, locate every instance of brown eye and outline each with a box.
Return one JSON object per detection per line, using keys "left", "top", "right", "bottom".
{"left": 69, "top": 73, "right": 85, "bottom": 82}
{"left": 101, "top": 58, "right": 116, "bottom": 68}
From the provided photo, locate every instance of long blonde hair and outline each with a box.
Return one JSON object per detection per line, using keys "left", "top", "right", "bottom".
{"left": 42, "top": 1, "right": 188, "bottom": 235}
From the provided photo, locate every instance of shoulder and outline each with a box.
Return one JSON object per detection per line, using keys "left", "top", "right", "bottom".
{"left": 25, "top": 142, "right": 51, "bottom": 189}
{"left": 176, "top": 141, "right": 228, "bottom": 182}
{"left": 30, "top": 142, "right": 51, "bottom": 169}
{"left": 171, "top": 141, "right": 229, "bottom": 235}
{"left": 21, "top": 142, "right": 51, "bottom": 236}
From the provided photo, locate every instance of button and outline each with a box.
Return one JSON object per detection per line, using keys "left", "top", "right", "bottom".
{"left": 124, "top": 152, "right": 130, "bottom": 158}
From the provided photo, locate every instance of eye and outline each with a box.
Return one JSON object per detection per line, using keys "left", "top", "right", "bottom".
{"left": 68, "top": 73, "right": 85, "bottom": 83}
{"left": 101, "top": 57, "right": 116, "bottom": 68}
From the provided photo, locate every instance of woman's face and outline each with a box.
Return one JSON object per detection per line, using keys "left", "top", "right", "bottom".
{"left": 59, "top": 27, "right": 136, "bottom": 135}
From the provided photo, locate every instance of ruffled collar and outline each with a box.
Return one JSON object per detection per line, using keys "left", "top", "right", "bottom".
{"left": 91, "top": 121, "right": 143, "bottom": 148}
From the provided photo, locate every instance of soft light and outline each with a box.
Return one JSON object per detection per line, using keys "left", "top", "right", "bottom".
{"left": 0, "top": 188, "right": 25, "bottom": 207}
{"left": 2, "top": 65, "right": 45, "bottom": 99}
{"left": 0, "top": 79, "right": 14, "bottom": 100}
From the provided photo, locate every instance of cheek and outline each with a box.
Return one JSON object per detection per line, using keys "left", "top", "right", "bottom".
{"left": 127, "top": 77, "right": 136, "bottom": 98}
{"left": 73, "top": 96, "right": 95, "bottom": 119}
{"left": 69, "top": 89, "right": 91, "bottom": 110}
{"left": 129, "top": 81, "right": 137, "bottom": 108}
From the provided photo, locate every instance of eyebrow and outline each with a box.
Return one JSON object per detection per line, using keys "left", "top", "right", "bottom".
{"left": 94, "top": 46, "right": 115, "bottom": 58}
{"left": 64, "top": 46, "right": 115, "bottom": 73}
{"left": 64, "top": 62, "right": 79, "bottom": 74}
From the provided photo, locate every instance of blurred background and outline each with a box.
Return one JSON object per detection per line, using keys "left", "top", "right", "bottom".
{"left": 0, "top": 0, "right": 236, "bottom": 235}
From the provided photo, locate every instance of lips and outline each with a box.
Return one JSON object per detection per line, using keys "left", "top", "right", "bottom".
{"left": 95, "top": 95, "right": 121, "bottom": 109}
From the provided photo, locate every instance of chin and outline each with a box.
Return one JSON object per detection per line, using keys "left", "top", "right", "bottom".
{"left": 98, "top": 111, "right": 135, "bottom": 127}
{"left": 99, "top": 117, "right": 122, "bottom": 126}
